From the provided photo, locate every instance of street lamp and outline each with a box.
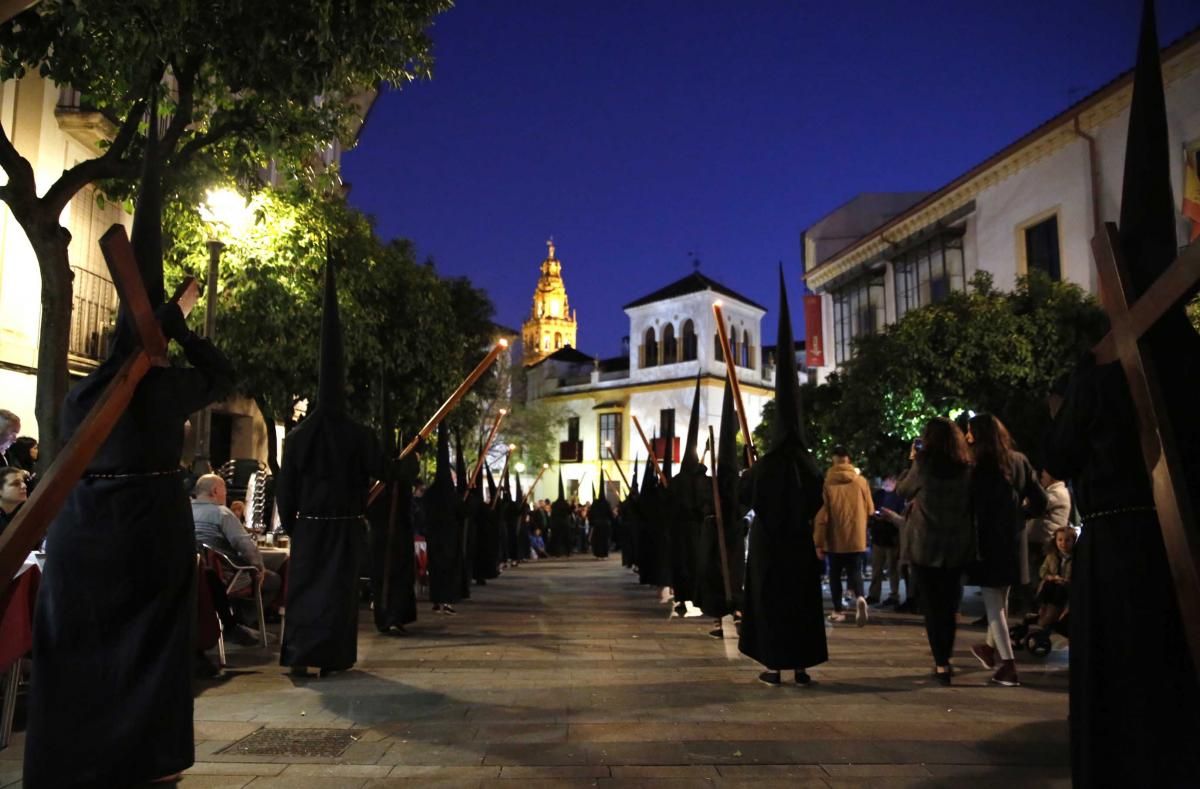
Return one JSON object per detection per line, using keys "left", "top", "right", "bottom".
{"left": 191, "top": 187, "right": 251, "bottom": 474}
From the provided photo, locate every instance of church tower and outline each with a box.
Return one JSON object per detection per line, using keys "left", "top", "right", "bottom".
{"left": 522, "top": 238, "right": 578, "bottom": 366}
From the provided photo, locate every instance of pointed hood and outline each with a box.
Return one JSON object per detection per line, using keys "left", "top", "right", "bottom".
{"left": 591, "top": 467, "right": 612, "bottom": 518}
{"left": 1119, "top": 0, "right": 1182, "bottom": 303}
{"left": 631, "top": 455, "right": 640, "bottom": 495}
{"left": 434, "top": 422, "right": 452, "bottom": 490}
{"left": 130, "top": 85, "right": 165, "bottom": 311}
{"left": 500, "top": 457, "right": 512, "bottom": 501}
{"left": 556, "top": 468, "right": 566, "bottom": 503}
{"left": 455, "top": 430, "right": 469, "bottom": 495}
{"left": 514, "top": 469, "right": 524, "bottom": 509}
{"left": 772, "top": 264, "right": 807, "bottom": 447}
{"left": 717, "top": 377, "right": 739, "bottom": 511}
{"left": 315, "top": 249, "right": 347, "bottom": 414}
{"left": 661, "top": 424, "right": 673, "bottom": 481}
{"left": 681, "top": 373, "right": 703, "bottom": 473}
{"left": 485, "top": 463, "right": 497, "bottom": 502}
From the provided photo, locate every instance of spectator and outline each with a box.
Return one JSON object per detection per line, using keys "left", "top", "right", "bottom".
{"left": 1034, "top": 525, "right": 1075, "bottom": 629}
{"left": 813, "top": 446, "right": 874, "bottom": 626}
{"left": 1020, "top": 469, "right": 1072, "bottom": 608}
{"left": 0, "top": 467, "right": 28, "bottom": 536}
{"left": 966, "top": 413, "right": 1047, "bottom": 688}
{"left": 0, "top": 410, "right": 20, "bottom": 467}
{"left": 530, "top": 527, "right": 548, "bottom": 559}
{"left": 896, "top": 417, "right": 974, "bottom": 685}
{"left": 8, "top": 436, "right": 37, "bottom": 472}
{"left": 868, "top": 475, "right": 905, "bottom": 606}
{"left": 192, "top": 474, "right": 281, "bottom": 612}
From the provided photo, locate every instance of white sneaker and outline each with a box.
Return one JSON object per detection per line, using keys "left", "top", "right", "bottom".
{"left": 855, "top": 596, "right": 869, "bottom": 627}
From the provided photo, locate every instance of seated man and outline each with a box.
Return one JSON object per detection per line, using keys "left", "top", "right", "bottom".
{"left": 192, "top": 474, "right": 281, "bottom": 611}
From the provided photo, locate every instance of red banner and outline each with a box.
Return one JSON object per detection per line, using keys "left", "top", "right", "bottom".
{"left": 804, "top": 294, "right": 825, "bottom": 367}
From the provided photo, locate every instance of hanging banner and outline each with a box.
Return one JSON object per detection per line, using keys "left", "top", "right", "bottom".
{"left": 804, "top": 294, "right": 824, "bottom": 367}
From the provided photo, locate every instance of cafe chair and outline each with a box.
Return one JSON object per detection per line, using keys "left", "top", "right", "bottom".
{"left": 199, "top": 542, "right": 269, "bottom": 648}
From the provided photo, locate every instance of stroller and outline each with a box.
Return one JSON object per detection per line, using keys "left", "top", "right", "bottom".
{"left": 1009, "top": 580, "right": 1070, "bottom": 658}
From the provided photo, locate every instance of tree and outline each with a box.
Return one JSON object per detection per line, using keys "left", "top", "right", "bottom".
{"left": 0, "top": 0, "right": 450, "bottom": 461}
{"left": 795, "top": 272, "right": 1108, "bottom": 476}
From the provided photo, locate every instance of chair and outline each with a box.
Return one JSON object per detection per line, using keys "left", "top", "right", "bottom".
{"left": 199, "top": 542, "right": 269, "bottom": 648}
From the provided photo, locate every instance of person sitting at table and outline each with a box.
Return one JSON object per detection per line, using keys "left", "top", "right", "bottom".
{"left": 0, "top": 466, "right": 28, "bottom": 537}
{"left": 192, "top": 474, "right": 281, "bottom": 611}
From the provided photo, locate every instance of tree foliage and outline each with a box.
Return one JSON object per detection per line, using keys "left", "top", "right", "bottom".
{"left": 764, "top": 272, "right": 1108, "bottom": 476}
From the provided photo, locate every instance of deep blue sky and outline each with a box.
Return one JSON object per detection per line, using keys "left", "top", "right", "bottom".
{"left": 344, "top": 0, "right": 1199, "bottom": 356}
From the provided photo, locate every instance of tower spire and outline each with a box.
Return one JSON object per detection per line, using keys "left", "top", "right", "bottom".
{"left": 523, "top": 239, "right": 578, "bottom": 366}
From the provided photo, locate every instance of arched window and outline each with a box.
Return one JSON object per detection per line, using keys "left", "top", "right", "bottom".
{"left": 554, "top": 332, "right": 562, "bottom": 349}
{"left": 730, "top": 332, "right": 739, "bottom": 368}
{"left": 681, "top": 320, "right": 697, "bottom": 361}
{"left": 643, "top": 327, "right": 658, "bottom": 367}
{"left": 662, "top": 323, "right": 676, "bottom": 364}
{"left": 741, "top": 330, "right": 751, "bottom": 367}
{"left": 713, "top": 333, "right": 724, "bottom": 363}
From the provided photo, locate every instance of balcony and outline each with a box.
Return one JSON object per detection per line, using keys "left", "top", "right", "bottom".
{"left": 69, "top": 266, "right": 117, "bottom": 366}
{"left": 652, "top": 437, "right": 680, "bottom": 464}
{"left": 55, "top": 87, "right": 118, "bottom": 151}
{"left": 559, "top": 440, "right": 583, "bottom": 463}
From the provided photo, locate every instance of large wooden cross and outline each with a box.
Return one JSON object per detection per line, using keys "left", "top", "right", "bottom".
{"left": 0, "top": 225, "right": 198, "bottom": 588}
{"left": 1091, "top": 224, "right": 1200, "bottom": 674}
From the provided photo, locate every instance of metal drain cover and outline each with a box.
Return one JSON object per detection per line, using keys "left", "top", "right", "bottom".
{"left": 219, "top": 727, "right": 358, "bottom": 757}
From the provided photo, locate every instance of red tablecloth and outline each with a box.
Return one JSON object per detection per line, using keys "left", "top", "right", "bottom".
{"left": 0, "top": 565, "right": 40, "bottom": 671}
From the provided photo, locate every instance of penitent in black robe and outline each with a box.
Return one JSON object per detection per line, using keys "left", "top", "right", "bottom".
{"left": 737, "top": 442, "right": 828, "bottom": 671}
{"left": 1045, "top": 355, "right": 1200, "bottom": 787}
{"left": 24, "top": 331, "right": 232, "bottom": 788}
{"left": 590, "top": 496, "right": 613, "bottom": 558}
{"left": 277, "top": 413, "right": 379, "bottom": 671}
{"left": 365, "top": 452, "right": 420, "bottom": 632}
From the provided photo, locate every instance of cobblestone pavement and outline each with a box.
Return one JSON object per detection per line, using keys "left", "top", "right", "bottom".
{"left": 1, "top": 555, "right": 1070, "bottom": 788}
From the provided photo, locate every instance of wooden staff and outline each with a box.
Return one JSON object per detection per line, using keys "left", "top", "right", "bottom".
{"left": 0, "top": 227, "right": 199, "bottom": 586}
{"left": 519, "top": 463, "right": 550, "bottom": 509}
{"left": 367, "top": 340, "right": 509, "bottom": 507}
{"left": 398, "top": 339, "right": 508, "bottom": 461}
{"left": 491, "top": 445, "right": 515, "bottom": 510}
{"left": 712, "top": 301, "right": 756, "bottom": 466}
{"left": 465, "top": 408, "right": 506, "bottom": 499}
{"left": 708, "top": 426, "right": 733, "bottom": 607}
{"left": 631, "top": 415, "right": 669, "bottom": 488}
{"left": 605, "top": 443, "right": 630, "bottom": 493}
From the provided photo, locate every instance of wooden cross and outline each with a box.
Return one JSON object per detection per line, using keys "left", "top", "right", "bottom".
{"left": 1091, "top": 224, "right": 1200, "bottom": 674}
{"left": 0, "top": 225, "right": 198, "bottom": 588}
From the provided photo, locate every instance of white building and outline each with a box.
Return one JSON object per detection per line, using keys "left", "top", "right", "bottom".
{"left": 803, "top": 27, "right": 1200, "bottom": 378}
{"left": 521, "top": 250, "right": 804, "bottom": 503}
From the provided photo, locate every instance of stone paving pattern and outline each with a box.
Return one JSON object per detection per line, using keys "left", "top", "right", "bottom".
{"left": 1, "top": 556, "right": 1069, "bottom": 787}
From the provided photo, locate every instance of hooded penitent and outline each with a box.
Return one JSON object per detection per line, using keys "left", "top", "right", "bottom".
{"left": 365, "top": 408, "right": 419, "bottom": 633}
{"left": 474, "top": 464, "right": 500, "bottom": 581}
{"left": 669, "top": 373, "right": 709, "bottom": 604}
{"left": 24, "top": 102, "right": 235, "bottom": 787}
{"left": 513, "top": 469, "right": 530, "bottom": 562}
{"left": 456, "top": 432, "right": 476, "bottom": 598}
{"left": 425, "top": 423, "right": 463, "bottom": 606}
{"left": 646, "top": 428, "right": 674, "bottom": 588}
{"left": 696, "top": 378, "right": 746, "bottom": 618}
{"left": 620, "top": 455, "right": 641, "bottom": 568}
{"left": 590, "top": 468, "right": 613, "bottom": 558}
{"left": 275, "top": 249, "right": 380, "bottom": 673}
{"left": 549, "top": 469, "right": 573, "bottom": 556}
{"left": 737, "top": 264, "right": 827, "bottom": 672}
{"left": 1043, "top": 3, "right": 1200, "bottom": 784}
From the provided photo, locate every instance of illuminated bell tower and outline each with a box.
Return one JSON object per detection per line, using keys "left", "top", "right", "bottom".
{"left": 522, "top": 238, "right": 578, "bottom": 366}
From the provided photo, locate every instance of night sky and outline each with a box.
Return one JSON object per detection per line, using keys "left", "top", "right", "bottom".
{"left": 343, "top": 0, "right": 1200, "bottom": 355}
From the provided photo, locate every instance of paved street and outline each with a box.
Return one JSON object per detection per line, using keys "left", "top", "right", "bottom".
{"left": 2, "top": 556, "right": 1070, "bottom": 788}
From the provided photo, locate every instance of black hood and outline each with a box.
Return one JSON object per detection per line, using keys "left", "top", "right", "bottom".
{"left": 772, "top": 264, "right": 808, "bottom": 448}
{"left": 315, "top": 249, "right": 347, "bottom": 415}
{"left": 556, "top": 467, "right": 566, "bottom": 503}
{"left": 717, "top": 377, "right": 739, "bottom": 513}
{"left": 680, "top": 372, "right": 703, "bottom": 474}
{"left": 455, "top": 430, "right": 469, "bottom": 496}
{"left": 631, "top": 455, "right": 640, "bottom": 495}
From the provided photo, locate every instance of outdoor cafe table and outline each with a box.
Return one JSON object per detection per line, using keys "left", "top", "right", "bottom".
{"left": 1, "top": 561, "right": 40, "bottom": 749}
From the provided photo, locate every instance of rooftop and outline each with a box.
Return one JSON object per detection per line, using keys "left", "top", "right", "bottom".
{"left": 623, "top": 271, "right": 766, "bottom": 312}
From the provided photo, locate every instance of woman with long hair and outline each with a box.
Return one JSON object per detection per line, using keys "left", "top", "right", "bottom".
{"left": 896, "top": 417, "right": 974, "bottom": 684}
{"left": 0, "top": 466, "right": 28, "bottom": 536}
{"left": 966, "top": 413, "right": 1047, "bottom": 686}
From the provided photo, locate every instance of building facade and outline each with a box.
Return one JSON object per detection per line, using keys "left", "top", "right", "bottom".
{"left": 521, "top": 240, "right": 578, "bottom": 367}
{"left": 803, "top": 28, "right": 1200, "bottom": 380}
{"left": 521, "top": 261, "right": 803, "bottom": 504}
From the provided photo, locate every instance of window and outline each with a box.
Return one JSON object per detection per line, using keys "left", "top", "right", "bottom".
{"left": 642, "top": 327, "right": 658, "bottom": 367}
{"left": 662, "top": 323, "right": 677, "bottom": 364}
{"left": 833, "top": 271, "right": 886, "bottom": 365}
{"left": 713, "top": 333, "right": 724, "bottom": 363}
{"left": 567, "top": 416, "right": 580, "bottom": 443}
{"left": 741, "top": 330, "right": 751, "bottom": 368}
{"left": 681, "top": 320, "right": 697, "bottom": 361}
{"left": 659, "top": 408, "right": 675, "bottom": 441}
{"left": 893, "top": 232, "right": 966, "bottom": 320}
{"left": 554, "top": 332, "right": 562, "bottom": 349}
{"left": 598, "top": 413, "right": 621, "bottom": 456}
{"left": 1024, "top": 215, "right": 1061, "bottom": 281}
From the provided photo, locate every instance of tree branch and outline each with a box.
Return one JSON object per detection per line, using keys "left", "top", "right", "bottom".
{"left": 0, "top": 123, "right": 37, "bottom": 217}
{"left": 42, "top": 97, "right": 146, "bottom": 216}
{"left": 160, "top": 54, "right": 201, "bottom": 156}
{"left": 169, "top": 111, "right": 255, "bottom": 169}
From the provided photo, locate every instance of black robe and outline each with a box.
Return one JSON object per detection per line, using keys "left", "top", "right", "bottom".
{"left": 590, "top": 502, "right": 613, "bottom": 558}
{"left": 425, "top": 489, "right": 463, "bottom": 606}
{"left": 548, "top": 499, "right": 572, "bottom": 556}
{"left": 620, "top": 493, "right": 639, "bottom": 568}
{"left": 1045, "top": 355, "right": 1200, "bottom": 787}
{"left": 668, "top": 466, "right": 708, "bottom": 603}
{"left": 696, "top": 502, "right": 746, "bottom": 619}
{"left": 365, "top": 455, "right": 419, "bottom": 631}
{"left": 637, "top": 484, "right": 671, "bottom": 587}
{"left": 277, "top": 412, "right": 379, "bottom": 671}
{"left": 25, "top": 334, "right": 232, "bottom": 788}
{"left": 473, "top": 497, "right": 500, "bottom": 581}
{"left": 737, "top": 443, "right": 828, "bottom": 671}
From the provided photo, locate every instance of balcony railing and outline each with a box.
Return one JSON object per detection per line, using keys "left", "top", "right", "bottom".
{"left": 70, "top": 266, "right": 118, "bottom": 364}
{"left": 559, "top": 440, "right": 583, "bottom": 463}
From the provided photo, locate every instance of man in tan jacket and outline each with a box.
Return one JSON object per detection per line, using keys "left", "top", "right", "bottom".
{"left": 814, "top": 447, "right": 874, "bottom": 626}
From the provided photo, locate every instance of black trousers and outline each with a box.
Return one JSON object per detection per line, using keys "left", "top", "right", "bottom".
{"left": 828, "top": 552, "right": 864, "bottom": 611}
{"left": 914, "top": 564, "right": 963, "bottom": 666}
